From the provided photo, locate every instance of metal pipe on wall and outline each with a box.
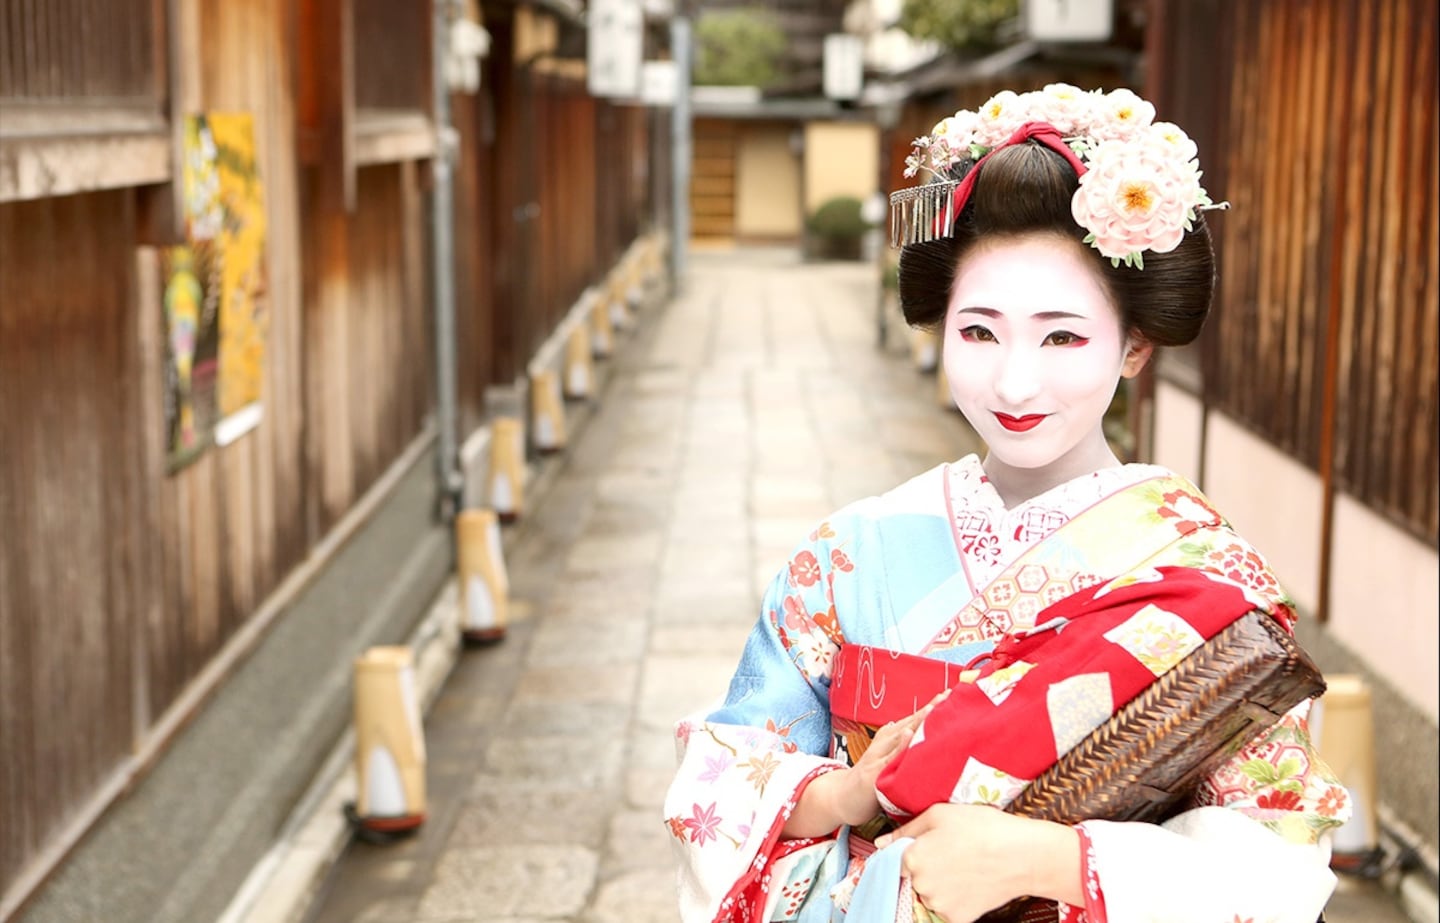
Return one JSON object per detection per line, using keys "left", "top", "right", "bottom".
{"left": 669, "top": 12, "right": 691, "bottom": 290}
{"left": 431, "top": 0, "right": 464, "bottom": 519}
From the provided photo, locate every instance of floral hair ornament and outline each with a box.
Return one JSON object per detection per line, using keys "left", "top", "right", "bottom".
{"left": 889, "top": 85, "right": 1228, "bottom": 269}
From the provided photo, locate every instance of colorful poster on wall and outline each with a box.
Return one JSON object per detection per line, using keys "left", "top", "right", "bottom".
{"left": 161, "top": 240, "right": 220, "bottom": 471}
{"left": 208, "top": 113, "right": 269, "bottom": 445}
{"left": 161, "top": 112, "right": 269, "bottom": 472}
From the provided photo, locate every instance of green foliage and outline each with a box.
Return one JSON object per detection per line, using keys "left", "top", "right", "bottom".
{"left": 692, "top": 7, "right": 787, "bottom": 87}
{"left": 807, "top": 196, "right": 868, "bottom": 240}
{"left": 881, "top": 259, "right": 900, "bottom": 291}
{"left": 898, "top": 0, "right": 1020, "bottom": 52}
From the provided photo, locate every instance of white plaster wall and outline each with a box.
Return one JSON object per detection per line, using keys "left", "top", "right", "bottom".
{"left": 1151, "top": 380, "right": 1204, "bottom": 480}
{"left": 1329, "top": 494, "right": 1440, "bottom": 721}
{"left": 1201, "top": 413, "right": 1324, "bottom": 615}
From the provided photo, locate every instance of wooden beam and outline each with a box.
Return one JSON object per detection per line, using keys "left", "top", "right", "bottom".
{"left": 353, "top": 110, "right": 436, "bottom": 166}
{"left": 0, "top": 132, "right": 171, "bottom": 202}
{"left": 299, "top": 0, "right": 356, "bottom": 212}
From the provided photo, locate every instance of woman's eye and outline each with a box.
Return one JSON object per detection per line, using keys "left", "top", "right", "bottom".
{"left": 959, "top": 325, "right": 996, "bottom": 342}
{"left": 1045, "top": 331, "right": 1089, "bottom": 347}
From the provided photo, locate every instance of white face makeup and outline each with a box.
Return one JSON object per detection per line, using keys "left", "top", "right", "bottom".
{"left": 942, "top": 233, "right": 1152, "bottom": 503}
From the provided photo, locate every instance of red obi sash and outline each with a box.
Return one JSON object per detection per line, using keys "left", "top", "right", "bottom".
{"left": 829, "top": 566, "right": 1260, "bottom": 819}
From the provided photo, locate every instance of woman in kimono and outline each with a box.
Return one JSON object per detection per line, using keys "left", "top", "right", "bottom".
{"left": 664, "top": 85, "right": 1350, "bottom": 923}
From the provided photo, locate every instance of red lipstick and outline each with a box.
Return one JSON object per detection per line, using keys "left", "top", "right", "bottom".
{"left": 995, "top": 413, "right": 1046, "bottom": 432}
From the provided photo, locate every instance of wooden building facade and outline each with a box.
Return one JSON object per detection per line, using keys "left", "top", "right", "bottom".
{"left": 1146, "top": 0, "right": 1438, "bottom": 869}
{"left": 0, "top": 1, "right": 668, "bottom": 918}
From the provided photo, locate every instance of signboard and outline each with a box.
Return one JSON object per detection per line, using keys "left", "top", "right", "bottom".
{"left": 823, "top": 34, "right": 864, "bottom": 101}
{"left": 1024, "top": 0, "right": 1113, "bottom": 42}
{"left": 587, "top": 0, "right": 643, "bottom": 98}
{"left": 639, "top": 60, "right": 678, "bottom": 106}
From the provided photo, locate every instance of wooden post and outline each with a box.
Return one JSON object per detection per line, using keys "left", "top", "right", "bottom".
{"left": 298, "top": 0, "right": 356, "bottom": 213}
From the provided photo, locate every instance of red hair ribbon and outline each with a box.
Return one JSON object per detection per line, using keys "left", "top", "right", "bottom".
{"left": 947, "top": 120, "right": 1089, "bottom": 222}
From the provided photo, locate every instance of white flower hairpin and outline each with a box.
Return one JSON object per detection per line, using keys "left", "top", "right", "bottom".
{"left": 891, "top": 84, "right": 1228, "bottom": 269}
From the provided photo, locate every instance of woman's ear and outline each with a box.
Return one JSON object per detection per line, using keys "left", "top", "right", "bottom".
{"left": 1121, "top": 335, "right": 1154, "bottom": 378}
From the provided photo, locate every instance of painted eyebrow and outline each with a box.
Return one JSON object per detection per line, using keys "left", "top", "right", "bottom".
{"left": 954, "top": 307, "right": 1088, "bottom": 322}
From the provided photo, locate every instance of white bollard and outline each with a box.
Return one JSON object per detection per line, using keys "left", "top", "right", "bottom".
{"left": 590, "top": 297, "right": 614, "bottom": 358}
{"left": 564, "top": 325, "right": 594, "bottom": 400}
{"left": 487, "top": 416, "right": 525, "bottom": 522}
{"left": 530, "top": 369, "right": 567, "bottom": 454}
{"left": 455, "top": 508, "right": 508, "bottom": 644}
{"left": 1311, "top": 674, "right": 1381, "bottom": 869}
{"left": 352, "top": 646, "right": 426, "bottom": 834}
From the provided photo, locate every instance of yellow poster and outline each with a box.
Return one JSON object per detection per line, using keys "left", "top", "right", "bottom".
{"left": 162, "top": 113, "right": 269, "bottom": 469}
{"left": 206, "top": 113, "right": 269, "bottom": 444}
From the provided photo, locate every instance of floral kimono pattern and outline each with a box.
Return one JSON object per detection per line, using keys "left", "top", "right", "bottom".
{"left": 665, "top": 456, "right": 1348, "bottom": 923}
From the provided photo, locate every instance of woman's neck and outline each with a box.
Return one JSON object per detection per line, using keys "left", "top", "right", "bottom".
{"left": 981, "top": 445, "right": 1125, "bottom": 509}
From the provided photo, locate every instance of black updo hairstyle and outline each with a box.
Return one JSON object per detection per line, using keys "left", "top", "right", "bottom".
{"left": 897, "top": 141, "right": 1216, "bottom": 347}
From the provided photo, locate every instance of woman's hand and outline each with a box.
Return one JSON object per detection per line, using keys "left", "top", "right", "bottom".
{"left": 840, "top": 688, "right": 951, "bottom": 823}
{"left": 875, "top": 804, "right": 1083, "bottom": 922}
{"left": 781, "top": 689, "right": 951, "bottom": 839}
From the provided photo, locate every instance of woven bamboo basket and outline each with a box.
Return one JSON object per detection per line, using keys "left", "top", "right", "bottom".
{"left": 977, "top": 609, "right": 1327, "bottom": 923}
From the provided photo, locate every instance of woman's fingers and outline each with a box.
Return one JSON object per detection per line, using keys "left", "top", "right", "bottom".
{"left": 867, "top": 688, "right": 951, "bottom": 764}
{"left": 903, "top": 687, "right": 953, "bottom": 726}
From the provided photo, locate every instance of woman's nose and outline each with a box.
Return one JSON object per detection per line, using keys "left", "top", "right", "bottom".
{"left": 994, "top": 347, "right": 1042, "bottom": 406}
